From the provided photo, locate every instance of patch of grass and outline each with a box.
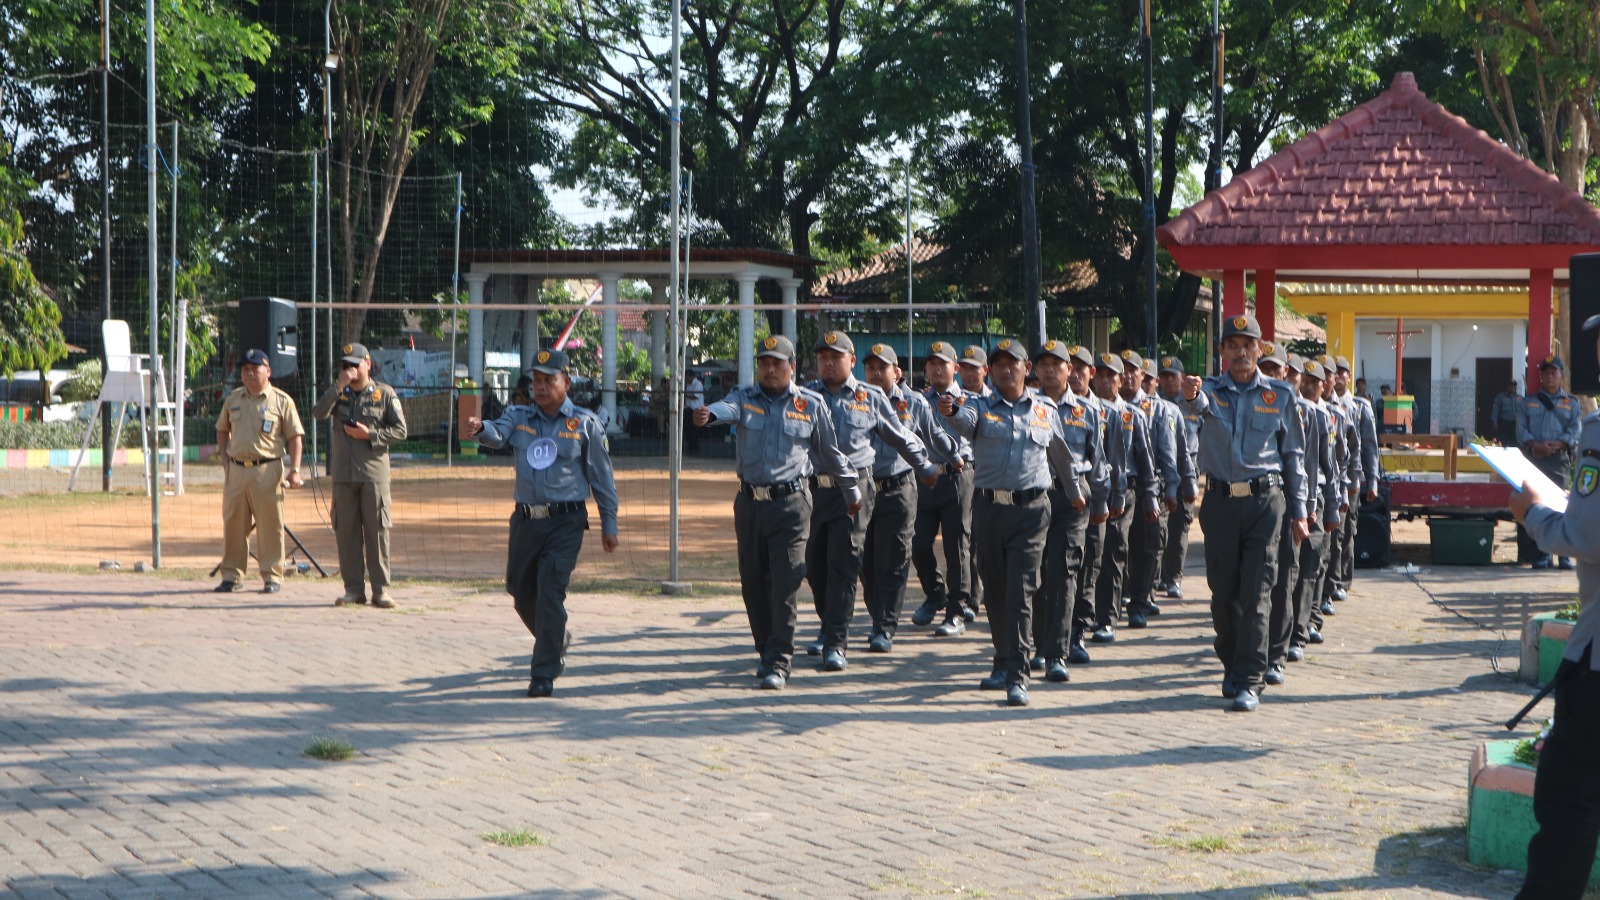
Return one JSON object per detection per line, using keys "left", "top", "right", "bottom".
{"left": 482, "top": 828, "right": 547, "bottom": 848}
{"left": 302, "top": 737, "right": 355, "bottom": 761}
{"left": 1153, "top": 833, "right": 1242, "bottom": 853}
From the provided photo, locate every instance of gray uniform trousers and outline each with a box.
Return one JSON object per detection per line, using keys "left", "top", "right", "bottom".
{"left": 735, "top": 488, "right": 812, "bottom": 677}
{"left": 1073, "top": 520, "right": 1107, "bottom": 642}
{"left": 1127, "top": 503, "right": 1168, "bottom": 612}
{"left": 506, "top": 507, "right": 587, "bottom": 679}
{"left": 1094, "top": 488, "right": 1137, "bottom": 627}
{"left": 1294, "top": 521, "right": 1332, "bottom": 645}
{"left": 1161, "top": 499, "right": 1196, "bottom": 587}
{"left": 1324, "top": 497, "right": 1357, "bottom": 598}
{"left": 1518, "top": 454, "right": 1572, "bottom": 563}
{"left": 332, "top": 480, "right": 392, "bottom": 594}
{"left": 861, "top": 474, "right": 918, "bottom": 638}
{"left": 1267, "top": 509, "right": 1301, "bottom": 669}
{"left": 1032, "top": 483, "right": 1090, "bottom": 660}
{"left": 808, "top": 472, "right": 876, "bottom": 651}
{"left": 1200, "top": 487, "right": 1285, "bottom": 690}
{"left": 912, "top": 466, "right": 974, "bottom": 620}
{"left": 975, "top": 492, "right": 1049, "bottom": 686}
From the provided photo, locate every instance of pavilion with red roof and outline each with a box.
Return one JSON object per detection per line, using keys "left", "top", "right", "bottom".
{"left": 1157, "top": 71, "right": 1600, "bottom": 386}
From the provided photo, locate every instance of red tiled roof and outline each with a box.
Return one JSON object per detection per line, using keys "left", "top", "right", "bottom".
{"left": 814, "top": 236, "right": 1097, "bottom": 300}
{"left": 1158, "top": 72, "right": 1600, "bottom": 254}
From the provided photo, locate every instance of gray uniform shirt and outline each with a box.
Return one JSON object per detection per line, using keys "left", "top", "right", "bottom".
{"left": 1517, "top": 389, "right": 1583, "bottom": 452}
{"left": 1491, "top": 390, "right": 1521, "bottom": 423}
{"left": 922, "top": 383, "right": 974, "bottom": 464}
{"left": 702, "top": 382, "right": 860, "bottom": 505}
{"left": 1183, "top": 372, "right": 1309, "bottom": 521}
{"left": 1135, "top": 391, "right": 1193, "bottom": 503}
{"left": 1052, "top": 390, "right": 1111, "bottom": 517}
{"left": 312, "top": 380, "right": 409, "bottom": 483}
{"left": 1525, "top": 411, "right": 1600, "bottom": 670}
{"left": 1335, "top": 391, "right": 1380, "bottom": 496}
{"left": 1104, "top": 394, "right": 1161, "bottom": 516}
{"left": 874, "top": 384, "right": 958, "bottom": 478}
{"left": 941, "top": 390, "right": 1084, "bottom": 504}
{"left": 807, "top": 376, "right": 936, "bottom": 478}
{"left": 475, "top": 397, "right": 621, "bottom": 536}
{"left": 1161, "top": 388, "right": 1202, "bottom": 494}
{"left": 1297, "top": 396, "right": 1341, "bottom": 527}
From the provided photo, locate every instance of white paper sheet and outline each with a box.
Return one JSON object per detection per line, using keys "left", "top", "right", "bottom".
{"left": 1469, "top": 443, "right": 1569, "bottom": 513}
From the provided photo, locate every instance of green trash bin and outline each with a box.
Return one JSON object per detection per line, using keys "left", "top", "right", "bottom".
{"left": 1429, "top": 518, "right": 1495, "bottom": 566}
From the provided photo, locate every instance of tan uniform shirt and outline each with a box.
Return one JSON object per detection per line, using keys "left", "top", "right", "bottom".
{"left": 218, "top": 385, "right": 304, "bottom": 462}
{"left": 312, "top": 380, "right": 408, "bottom": 483}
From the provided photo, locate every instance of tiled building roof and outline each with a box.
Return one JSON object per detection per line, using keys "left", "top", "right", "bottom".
{"left": 1158, "top": 72, "right": 1600, "bottom": 273}
{"left": 814, "top": 236, "right": 1097, "bottom": 301}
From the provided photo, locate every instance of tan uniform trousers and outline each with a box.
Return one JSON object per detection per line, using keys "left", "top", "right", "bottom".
{"left": 220, "top": 461, "right": 287, "bottom": 584}
{"left": 332, "top": 481, "right": 392, "bottom": 594}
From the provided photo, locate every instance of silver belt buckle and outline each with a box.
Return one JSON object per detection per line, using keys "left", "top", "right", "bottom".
{"left": 1229, "top": 481, "right": 1251, "bottom": 498}
{"left": 530, "top": 504, "right": 551, "bottom": 519}
{"left": 994, "top": 489, "right": 1014, "bottom": 506}
{"left": 751, "top": 485, "right": 773, "bottom": 501}
{"left": 816, "top": 474, "right": 836, "bottom": 488}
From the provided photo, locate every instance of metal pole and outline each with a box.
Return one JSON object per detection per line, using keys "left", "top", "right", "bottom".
{"left": 905, "top": 158, "right": 913, "bottom": 362}
{"left": 665, "top": 0, "right": 685, "bottom": 591}
{"left": 1210, "top": 1, "right": 1225, "bottom": 372}
{"left": 1143, "top": 0, "right": 1158, "bottom": 358}
{"left": 174, "top": 298, "right": 187, "bottom": 494}
{"left": 324, "top": 0, "right": 336, "bottom": 377}
{"left": 448, "top": 172, "right": 462, "bottom": 467}
{"left": 310, "top": 152, "right": 320, "bottom": 476}
{"left": 170, "top": 121, "right": 180, "bottom": 493}
{"left": 1013, "top": 0, "right": 1043, "bottom": 353}
{"left": 100, "top": 0, "right": 112, "bottom": 492}
{"left": 145, "top": 0, "right": 161, "bottom": 566}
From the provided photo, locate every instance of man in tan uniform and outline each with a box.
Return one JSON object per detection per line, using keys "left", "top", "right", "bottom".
{"left": 312, "top": 342, "right": 409, "bottom": 608}
{"left": 215, "top": 349, "right": 305, "bottom": 593}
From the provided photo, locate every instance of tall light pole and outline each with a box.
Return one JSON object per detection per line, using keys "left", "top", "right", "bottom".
{"left": 663, "top": 0, "right": 688, "bottom": 594}
{"left": 100, "top": 0, "right": 112, "bottom": 491}
{"left": 1013, "top": 0, "right": 1043, "bottom": 352}
{"left": 1142, "top": 0, "right": 1157, "bottom": 358}
{"left": 145, "top": 0, "right": 161, "bottom": 565}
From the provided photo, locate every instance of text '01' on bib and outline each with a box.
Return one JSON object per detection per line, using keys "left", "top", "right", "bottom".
{"left": 526, "top": 437, "right": 558, "bottom": 470}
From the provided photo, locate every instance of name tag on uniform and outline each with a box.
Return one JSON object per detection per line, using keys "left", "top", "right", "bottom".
{"left": 262, "top": 419, "right": 274, "bottom": 434}
{"left": 527, "top": 437, "right": 557, "bottom": 470}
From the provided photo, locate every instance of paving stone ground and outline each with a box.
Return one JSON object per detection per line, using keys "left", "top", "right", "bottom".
{"left": 0, "top": 552, "right": 1579, "bottom": 899}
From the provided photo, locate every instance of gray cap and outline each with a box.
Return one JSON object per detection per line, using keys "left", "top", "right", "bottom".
{"left": 926, "top": 341, "right": 957, "bottom": 363}
{"left": 1221, "top": 314, "right": 1262, "bottom": 340}
{"left": 1158, "top": 355, "right": 1184, "bottom": 375}
{"left": 816, "top": 331, "right": 855, "bottom": 354}
{"left": 1301, "top": 359, "right": 1326, "bottom": 381}
{"left": 530, "top": 348, "right": 570, "bottom": 375}
{"left": 1286, "top": 353, "right": 1306, "bottom": 374}
{"left": 1335, "top": 356, "right": 1353, "bottom": 374}
{"left": 1034, "top": 339, "right": 1073, "bottom": 363}
{"left": 1540, "top": 354, "right": 1565, "bottom": 370}
{"left": 1261, "top": 341, "right": 1288, "bottom": 365}
{"left": 990, "top": 338, "right": 1027, "bottom": 362}
{"left": 1120, "top": 349, "right": 1145, "bottom": 371}
{"left": 865, "top": 342, "right": 898, "bottom": 366}
{"left": 1095, "top": 351, "right": 1125, "bottom": 375}
{"left": 959, "top": 345, "right": 989, "bottom": 367}
{"left": 340, "top": 342, "right": 370, "bottom": 364}
{"left": 758, "top": 335, "right": 797, "bottom": 360}
{"left": 1068, "top": 345, "right": 1097, "bottom": 367}
{"left": 241, "top": 348, "right": 270, "bottom": 367}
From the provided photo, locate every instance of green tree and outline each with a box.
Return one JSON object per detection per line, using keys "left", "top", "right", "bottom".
{"left": 0, "top": 140, "right": 67, "bottom": 377}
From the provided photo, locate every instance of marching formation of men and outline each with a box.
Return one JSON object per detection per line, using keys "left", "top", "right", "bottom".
{"left": 698, "top": 315, "right": 1383, "bottom": 710}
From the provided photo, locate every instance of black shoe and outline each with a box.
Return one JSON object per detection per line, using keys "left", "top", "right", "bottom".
{"left": 1286, "top": 645, "right": 1305, "bottom": 662}
{"left": 806, "top": 636, "right": 825, "bottom": 656}
{"left": 1231, "top": 687, "right": 1260, "bottom": 712}
{"left": 934, "top": 616, "right": 966, "bottom": 637}
{"left": 1006, "top": 683, "right": 1030, "bottom": 707}
{"left": 867, "top": 632, "right": 892, "bottom": 653}
{"left": 261, "top": 582, "right": 281, "bottom": 594}
{"left": 1320, "top": 599, "right": 1337, "bottom": 616}
{"left": 1308, "top": 628, "right": 1324, "bottom": 644}
{"left": 1221, "top": 678, "right": 1239, "bottom": 699}
{"left": 822, "top": 648, "right": 847, "bottom": 672}
{"left": 1029, "top": 656, "right": 1045, "bottom": 673}
{"left": 1127, "top": 611, "right": 1148, "bottom": 629}
{"left": 1068, "top": 643, "right": 1091, "bottom": 665}
{"left": 1333, "top": 587, "right": 1349, "bottom": 601}
{"left": 962, "top": 605, "right": 978, "bottom": 623}
{"left": 1532, "top": 558, "right": 1554, "bottom": 570}
{"left": 1090, "top": 625, "right": 1116, "bottom": 644}
{"left": 527, "top": 677, "right": 554, "bottom": 698}
{"left": 1144, "top": 601, "right": 1162, "bottom": 617}
{"left": 1560, "top": 557, "right": 1576, "bottom": 571}
{"left": 911, "top": 599, "right": 940, "bottom": 626}
{"left": 756, "top": 661, "right": 774, "bottom": 679}
{"left": 1264, "top": 665, "right": 1286, "bottom": 686}
{"left": 213, "top": 580, "right": 241, "bottom": 593}
{"left": 1045, "top": 659, "right": 1070, "bottom": 683}
{"left": 979, "top": 667, "right": 1006, "bottom": 691}
{"left": 759, "top": 671, "right": 786, "bottom": 690}
{"left": 1166, "top": 582, "right": 1183, "bottom": 599}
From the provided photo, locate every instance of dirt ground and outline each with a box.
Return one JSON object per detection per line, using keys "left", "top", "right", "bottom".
{"left": 0, "top": 457, "right": 1522, "bottom": 589}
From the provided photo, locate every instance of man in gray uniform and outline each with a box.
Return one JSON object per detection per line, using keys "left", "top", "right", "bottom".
{"left": 1123, "top": 352, "right": 1189, "bottom": 628}
{"left": 1180, "top": 314, "right": 1308, "bottom": 712}
{"left": 1030, "top": 340, "right": 1110, "bottom": 682}
{"left": 467, "top": 349, "right": 620, "bottom": 698}
{"left": 860, "top": 343, "right": 955, "bottom": 651}
{"left": 694, "top": 335, "right": 858, "bottom": 689}
{"left": 1092, "top": 351, "right": 1159, "bottom": 644}
{"left": 1516, "top": 355, "right": 1583, "bottom": 569}
{"left": 803, "top": 331, "right": 937, "bottom": 671}
{"left": 312, "top": 341, "right": 409, "bottom": 608}
{"left": 939, "top": 338, "right": 1084, "bottom": 707}
{"left": 1326, "top": 357, "right": 1379, "bottom": 608}
{"left": 1492, "top": 379, "right": 1522, "bottom": 449}
{"left": 956, "top": 345, "right": 992, "bottom": 621}
{"left": 1068, "top": 345, "right": 1118, "bottom": 663}
{"left": 1257, "top": 343, "right": 1302, "bottom": 685}
{"left": 1510, "top": 312, "right": 1600, "bottom": 899}
{"left": 910, "top": 341, "right": 977, "bottom": 637}
{"left": 1287, "top": 358, "right": 1343, "bottom": 666}
{"left": 1158, "top": 356, "right": 1201, "bottom": 599}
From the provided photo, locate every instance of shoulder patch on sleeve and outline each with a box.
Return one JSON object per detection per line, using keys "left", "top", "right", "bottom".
{"left": 1578, "top": 463, "right": 1599, "bottom": 497}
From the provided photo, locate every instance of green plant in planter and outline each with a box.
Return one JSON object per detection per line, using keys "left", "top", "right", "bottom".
{"left": 1556, "top": 600, "right": 1582, "bottom": 621}
{"left": 58, "top": 360, "right": 102, "bottom": 403}
{"left": 1513, "top": 717, "right": 1553, "bottom": 767}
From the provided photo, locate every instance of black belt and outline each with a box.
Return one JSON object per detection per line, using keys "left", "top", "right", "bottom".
{"left": 978, "top": 487, "right": 1046, "bottom": 506}
{"left": 231, "top": 457, "right": 277, "bottom": 468}
{"left": 810, "top": 468, "right": 871, "bottom": 490}
{"left": 1205, "top": 473, "right": 1281, "bottom": 497}
{"left": 938, "top": 462, "right": 965, "bottom": 476}
{"left": 516, "top": 502, "right": 585, "bottom": 519}
{"left": 875, "top": 471, "right": 915, "bottom": 491}
{"left": 740, "top": 480, "right": 804, "bottom": 501}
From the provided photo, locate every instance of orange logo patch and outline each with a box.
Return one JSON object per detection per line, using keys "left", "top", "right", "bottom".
{"left": 1101, "top": 353, "right": 1116, "bottom": 365}
{"left": 372, "top": 390, "right": 382, "bottom": 402}
{"left": 1261, "top": 341, "right": 1275, "bottom": 356}
{"left": 1162, "top": 357, "right": 1174, "bottom": 366}
{"left": 1233, "top": 316, "right": 1249, "bottom": 329}
{"left": 566, "top": 417, "right": 580, "bottom": 430}
{"left": 825, "top": 332, "right": 839, "bottom": 345}
{"left": 1122, "top": 411, "right": 1133, "bottom": 424}
{"left": 1121, "top": 349, "right": 1134, "bottom": 359}
{"left": 794, "top": 397, "right": 808, "bottom": 413}
{"left": 998, "top": 339, "right": 1012, "bottom": 351}
{"left": 964, "top": 348, "right": 977, "bottom": 358}
{"left": 764, "top": 336, "right": 778, "bottom": 350}
{"left": 895, "top": 400, "right": 908, "bottom": 412}
{"left": 854, "top": 389, "right": 867, "bottom": 403}
{"left": 873, "top": 344, "right": 888, "bottom": 355}
{"left": 342, "top": 343, "right": 353, "bottom": 354}
{"left": 538, "top": 351, "right": 550, "bottom": 364}
{"left": 931, "top": 342, "right": 944, "bottom": 352}
{"left": 1069, "top": 345, "right": 1084, "bottom": 356}
{"left": 1044, "top": 340, "right": 1057, "bottom": 351}
{"left": 1035, "top": 405, "right": 1049, "bottom": 419}
{"left": 1262, "top": 390, "right": 1277, "bottom": 405}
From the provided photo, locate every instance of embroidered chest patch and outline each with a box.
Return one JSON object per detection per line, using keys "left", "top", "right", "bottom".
{"left": 1579, "top": 464, "right": 1599, "bottom": 497}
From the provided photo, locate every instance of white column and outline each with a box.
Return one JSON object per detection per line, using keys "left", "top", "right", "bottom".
{"left": 648, "top": 278, "right": 668, "bottom": 383}
{"left": 778, "top": 277, "right": 801, "bottom": 344}
{"left": 1430, "top": 322, "right": 1444, "bottom": 433}
{"left": 1513, "top": 320, "right": 1529, "bottom": 389}
{"left": 736, "top": 272, "right": 759, "bottom": 388}
{"left": 600, "top": 272, "right": 620, "bottom": 432}
{"left": 522, "top": 276, "right": 541, "bottom": 373}
{"left": 464, "top": 272, "right": 489, "bottom": 383}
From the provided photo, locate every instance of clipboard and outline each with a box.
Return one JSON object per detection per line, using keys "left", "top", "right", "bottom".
{"left": 1469, "top": 443, "right": 1569, "bottom": 513}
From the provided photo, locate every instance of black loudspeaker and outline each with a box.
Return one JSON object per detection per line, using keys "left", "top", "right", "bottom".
{"left": 1569, "top": 253, "right": 1600, "bottom": 395}
{"left": 1353, "top": 482, "right": 1391, "bottom": 570}
{"left": 239, "top": 296, "right": 299, "bottom": 378}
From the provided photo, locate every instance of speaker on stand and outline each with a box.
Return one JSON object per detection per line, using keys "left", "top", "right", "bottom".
{"left": 238, "top": 296, "right": 299, "bottom": 378}
{"left": 1568, "top": 254, "right": 1600, "bottom": 395}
